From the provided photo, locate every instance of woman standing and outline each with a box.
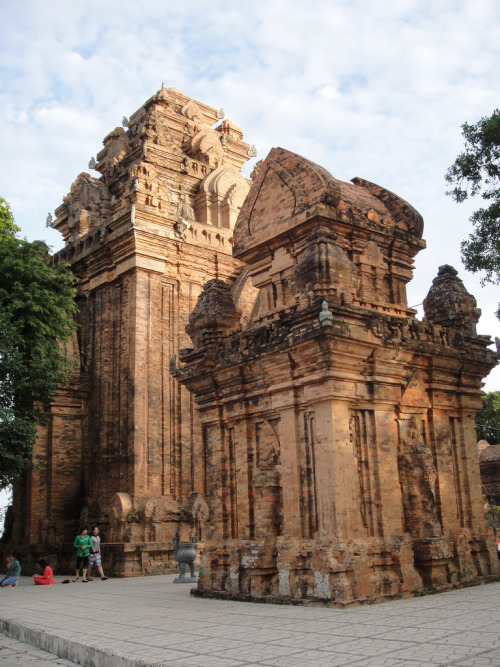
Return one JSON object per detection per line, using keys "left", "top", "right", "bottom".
{"left": 73, "top": 528, "right": 92, "bottom": 582}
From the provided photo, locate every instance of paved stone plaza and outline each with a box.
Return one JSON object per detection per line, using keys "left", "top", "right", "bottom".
{"left": 1, "top": 575, "right": 500, "bottom": 666}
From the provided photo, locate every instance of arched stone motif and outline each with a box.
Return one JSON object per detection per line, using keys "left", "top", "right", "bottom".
{"left": 195, "top": 164, "right": 250, "bottom": 228}
{"left": 234, "top": 148, "right": 340, "bottom": 255}
{"left": 110, "top": 492, "right": 133, "bottom": 521}
{"left": 185, "top": 127, "right": 224, "bottom": 168}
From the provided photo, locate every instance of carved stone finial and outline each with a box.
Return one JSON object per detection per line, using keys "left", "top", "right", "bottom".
{"left": 217, "top": 108, "right": 225, "bottom": 119}
{"left": 45, "top": 212, "right": 53, "bottom": 227}
{"left": 186, "top": 279, "right": 241, "bottom": 348}
{"left": 248, "top": 145, "right": 258, "bottom": 158}
{"left": 319, "top": 301, "right": 333, "bottom": 327}
{"left": 122, "top": 116, "right": 129, "bottom": 128}
{"left": 423, "top": 264, "right": 481, "bottom": 336}
{"left": 88, "top": 157, "right": 97, "bottom": 170}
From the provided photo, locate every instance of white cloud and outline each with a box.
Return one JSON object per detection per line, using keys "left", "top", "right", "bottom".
{"left": 1, "top": 0, "right": 500, "bottom": 389}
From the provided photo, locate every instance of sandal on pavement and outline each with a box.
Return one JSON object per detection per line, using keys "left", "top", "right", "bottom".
{"left": 101, "top": 576, "right": 109, "bottom": 580}
{"left": 82, "top": 579, "right": 88, "bottom": 583}
{"left": 72, "top": 577, "right": 79, "bottom": 582}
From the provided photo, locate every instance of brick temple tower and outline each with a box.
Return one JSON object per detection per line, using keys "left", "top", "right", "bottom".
{"left": 175, "top": 147, "right": 499, "bottom": 605}
{"left": 7, "top": 86, "right": 254, "bottom": 574}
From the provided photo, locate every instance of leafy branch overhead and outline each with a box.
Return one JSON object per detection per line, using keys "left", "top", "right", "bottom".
{"left": 445, "top": 110, "right": 500, "bottom": 316}
{"left": 476, "top": 391, "right": 500, "bottom": 444}
{"left": 0, "top": 198, "right": 77, "bottom": 489}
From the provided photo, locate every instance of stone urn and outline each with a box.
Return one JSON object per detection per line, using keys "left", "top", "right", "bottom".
{"left": 172, "top": 536, "right": 198, "bottom": 583}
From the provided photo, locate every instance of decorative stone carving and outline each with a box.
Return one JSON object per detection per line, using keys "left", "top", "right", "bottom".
{"left": 97, "top": 127, "right": 130, "bottom": 172}
{"left": 185, "top": 127, "right": 224, "bottom": 168}
{"left": 176, "top": 145, "right": 498, "bottom": 607}
{"left": 9, "top": 87, "right": 253, "bottom": 577}
{"left": 291, "top": 226, "right": 359, "bottom": 306}
{"left": 219, "top": 119, "right": 244, "bottom": 142}
{"left": 355, "top": 240, "right": 389, "bottom": 303}
{"left": 186, "top": 279, "right": 241, "bottom": 348}
{"left": 423, "top": 264, "right": 481, "bottom": 336}
{"left": 196, "top": 164, "right": 250, "bottom": 228}
{"left": 11, "top": 90, "right": 499, "bottom": 598}
{"left": 181, "top": 99, "right": 205, "bottom": 126}
{"left": 319, "top": 301, "right": 333, "bottom": 326}
{"left": 397, "top": 415, "right": 441, "bottom": 538}
{"left": 175, "top": 195, "right": 196, "bottom": 238}
{"left": 63, "top": 174, "right": 111, "bottom": 241}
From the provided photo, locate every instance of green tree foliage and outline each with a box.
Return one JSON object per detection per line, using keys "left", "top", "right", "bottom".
{"left": 0, "top": 198, "right": 20, "bottom": 235}
{"left": 445, "top": 110, "right": 500, "bottom": 316}
{"left": 476, "top": 391, "right": 500, "bottom": 443}
{"left": 0, "top": 198, "right": 77, "bottom": 488}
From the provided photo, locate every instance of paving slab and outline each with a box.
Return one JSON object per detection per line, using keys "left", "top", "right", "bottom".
{"left": 0, "top": 575, "right": 499, "bottom": 666}
{"left": 0, "top": 631, "right": 79, "bottom": 666}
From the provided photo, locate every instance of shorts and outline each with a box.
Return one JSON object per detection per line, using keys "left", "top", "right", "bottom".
{"left": 76, "top": 555, "right": 89, "bottom": 569}
{"left": 88, "top": 552, "right": 101, "bottom": 568}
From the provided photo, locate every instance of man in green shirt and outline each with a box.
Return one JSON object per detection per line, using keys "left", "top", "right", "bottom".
{"left": 73, "top": 528, "right": 92, "bottom": 582}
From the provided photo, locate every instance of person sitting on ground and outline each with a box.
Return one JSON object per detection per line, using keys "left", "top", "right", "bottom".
{"left": 33, "top": 558, "right": 54, "bottom": 585}
{"left": 73, "top": 527, "right": 92, "bottom": 582}
{"left": 86, "top": 526, "right": 109, "bottom": 581}
{"left": 1, "top": 552, "right": 21, "bottom": 587}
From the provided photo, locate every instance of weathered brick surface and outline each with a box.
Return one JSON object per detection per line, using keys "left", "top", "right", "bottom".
{"left": 177, "top": 147, "right": 499, "bottom": 605}
{"left": 7, "top": 100, "right": 498, "bottom": 599}
{"left": 5, "top": 87, "right": 251, "bottom": 575}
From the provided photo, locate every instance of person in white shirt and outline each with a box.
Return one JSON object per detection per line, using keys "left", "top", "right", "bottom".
{"left": 86, "top": 526, "right": 109, "bottom": 581}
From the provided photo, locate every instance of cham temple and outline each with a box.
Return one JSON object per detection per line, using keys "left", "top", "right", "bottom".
{"left": 3, "top": 86, "right": 499, "bottom": 606}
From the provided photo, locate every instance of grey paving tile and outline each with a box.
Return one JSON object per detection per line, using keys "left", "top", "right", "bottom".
{"left": 352, "top": 659, "right": 441, "bottom": 667}
{"left": 256, "top": 649, "right": 366, "bottom": 666}
{"left": 0, "top": 631, "right": 79, "bottom": 666}
{"left": 2, "top": 577, "right": 500, "bottom": 667}
{"left": 453, "top": 649, "right": 500, "bottom": 666}
{"left": 385, "top": 642, "right": 487, "bottom": 664}
{"left": 431, "top": 630, "right": 500, "bottom": 648}
{"left": 168, "top": 656, "right": 249, "bottom": 667}
{"left": 314, "top": 636, "right": 418, "bottom": 656}
{"left": 374, "top": 627, "right": 460, "bottom": 642}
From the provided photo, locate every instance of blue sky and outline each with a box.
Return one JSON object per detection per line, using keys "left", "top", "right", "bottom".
{"left": 1, "top": 0, "right": 500, "bottom": 389}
